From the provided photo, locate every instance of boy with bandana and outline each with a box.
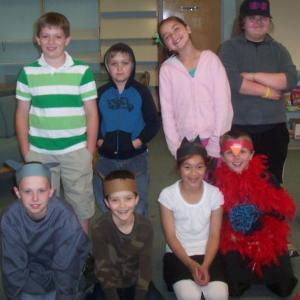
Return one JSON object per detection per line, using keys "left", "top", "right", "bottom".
{"left": 91, "top": 170, "right": 164, "bottom": 300}
{"left": 0, "top": 160, "right": 90, "bottom": 300}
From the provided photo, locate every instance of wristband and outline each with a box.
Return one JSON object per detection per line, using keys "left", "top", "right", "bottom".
{"left": 263, "top": 86, "right": 270, "bottom": 99}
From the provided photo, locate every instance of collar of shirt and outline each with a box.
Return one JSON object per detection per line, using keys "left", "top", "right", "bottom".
{"left": 38, "top": 51, "right": 74, "bottom": 72}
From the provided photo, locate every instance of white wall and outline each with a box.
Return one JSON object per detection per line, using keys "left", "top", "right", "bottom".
{"left": 270, "top": 0, "right": 300, "bottom": 69}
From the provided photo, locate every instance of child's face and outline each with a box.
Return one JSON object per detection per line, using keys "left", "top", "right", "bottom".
{"left": 179, "top": 154, "right": 206, "bottom": 190}
{"left": 105, "top": 190, "right": 138, "bottom": 222}
{"left": 107, "top": 52, "right": 133, "bottom": 85}
{"left": 222, "top": 138, "right": 254, "bottom": 174}
{"left": 14, "top": 176, "right": 54, "bottom": 220}
{"left": 36, "top": 25, "right": 70, "bottom": 63}
{"left": 243, "top": 15, "right": 271, "bottom": 42}
{"left": 159, "top": 20, "right": 191, "bottom": 52}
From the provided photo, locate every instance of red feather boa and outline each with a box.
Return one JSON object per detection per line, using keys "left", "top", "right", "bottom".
{"left": 215, "top": 155, "right": 296, "bottom": 276}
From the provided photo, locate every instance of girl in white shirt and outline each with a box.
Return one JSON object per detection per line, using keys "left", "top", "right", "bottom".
{"left": 158, "top": 137, "right": 228, "bottom": 300}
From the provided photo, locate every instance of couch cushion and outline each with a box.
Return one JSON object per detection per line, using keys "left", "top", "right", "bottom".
{"left": 0, "top": 95, "right": 17, "bottom": 137}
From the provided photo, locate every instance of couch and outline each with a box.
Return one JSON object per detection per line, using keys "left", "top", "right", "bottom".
{"left": 0, "top": 95, "right": 22, "bottom": 174}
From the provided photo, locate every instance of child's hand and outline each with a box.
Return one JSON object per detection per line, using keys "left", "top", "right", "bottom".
{"left": 97, "top": 139, "right": 104, "bottom": 148}
{"left": 189, "top": 260, "right": 209, "bottom": 286}
{"left": 196, "top": 264, "right": 210, "bottom": 286}
{"left": 132, "top": 138, "right": 142, "bottom": 149}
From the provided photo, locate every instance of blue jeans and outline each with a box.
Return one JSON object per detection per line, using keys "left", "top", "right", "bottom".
{"left": 21, "top": 291, "right": 56, "bottom": 300}
{"left": 93, "top": 152, "right": 149, "bottom": 215}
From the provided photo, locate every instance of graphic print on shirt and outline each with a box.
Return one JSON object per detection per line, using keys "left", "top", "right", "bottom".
{"left": 107, "top": 96, "right": 134, "bottom": 112}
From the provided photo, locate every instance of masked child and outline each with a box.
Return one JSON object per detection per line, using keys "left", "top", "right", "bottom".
{"left": 214, "top": 129, "right": 297, "bottom": 297}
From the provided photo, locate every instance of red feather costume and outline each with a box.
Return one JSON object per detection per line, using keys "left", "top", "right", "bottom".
{"left": 214, "top": 155, "right": 296, "bottom": 276}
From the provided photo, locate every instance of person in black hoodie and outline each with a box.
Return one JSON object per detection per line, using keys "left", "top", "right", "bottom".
{"left": 94, "top": 43, "right": 160, "bottom": 215}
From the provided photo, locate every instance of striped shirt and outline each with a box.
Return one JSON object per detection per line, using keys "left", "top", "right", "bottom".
{"left": 16, "top": 52, "right": 97, "bottom": 154}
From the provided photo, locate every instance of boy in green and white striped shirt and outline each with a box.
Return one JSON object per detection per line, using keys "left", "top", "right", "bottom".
{"left": 16, "top": 11, "right": 98, "bottom": 234}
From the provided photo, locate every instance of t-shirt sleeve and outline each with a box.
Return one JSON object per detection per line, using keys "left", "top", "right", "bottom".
{"left": 210, "top": 186, "right": 224, "bottom": 211}
{"left": 80, "top": 66, "right": 97, "bottom": 101}
{"left": 16, "top": 67, "right": 31, "bottom": 101}
{"left": 158, "top": 186, "right": 174, "bottom": 211}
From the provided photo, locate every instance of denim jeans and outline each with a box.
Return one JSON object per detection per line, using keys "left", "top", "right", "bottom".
{"left": 21, "top": 291, "right": 56, "bottom": 300}
{"left": 93, "top": 152, "right": 149, "bottom": 215}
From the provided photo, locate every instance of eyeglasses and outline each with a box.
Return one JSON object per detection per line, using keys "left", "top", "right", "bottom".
{"left": 247, "top": 15, "right": 270, "bottom": 23}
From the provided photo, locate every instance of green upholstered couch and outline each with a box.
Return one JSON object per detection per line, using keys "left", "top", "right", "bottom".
{"left": 0, "top": 95, "right": 22, "bottom": 173}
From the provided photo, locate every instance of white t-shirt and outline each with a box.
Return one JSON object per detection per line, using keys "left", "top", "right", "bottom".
{"left": 158, "top": 180, "right": 224, "bottom": 256}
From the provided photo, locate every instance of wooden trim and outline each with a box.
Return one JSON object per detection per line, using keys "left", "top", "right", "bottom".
{"left": 0, "top": 166, "right": 13, "bottom": 175}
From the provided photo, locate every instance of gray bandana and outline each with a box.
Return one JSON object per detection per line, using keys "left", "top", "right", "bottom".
{"left": 5, "top": 160, "right": 58, "bottom": 185}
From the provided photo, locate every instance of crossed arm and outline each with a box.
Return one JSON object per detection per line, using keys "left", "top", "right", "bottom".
{"left": 240, "top": 72, "right": 287, "bottom": 100}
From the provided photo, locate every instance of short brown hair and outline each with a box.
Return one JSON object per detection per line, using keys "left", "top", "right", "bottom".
{"left": 36, "top": 12, "right": 70, "bottom": 37}
{"left": 104, "top": 43, "right": 135, "bottom": 69}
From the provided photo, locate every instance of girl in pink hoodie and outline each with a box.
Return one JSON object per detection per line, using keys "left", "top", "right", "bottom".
{"left": 158, "top": 16, "right": 233, "bottom": 159}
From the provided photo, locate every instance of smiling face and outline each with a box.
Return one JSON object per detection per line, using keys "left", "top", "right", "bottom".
{"left": 36, "top": 25, "right": 70, "bottom": 66}
{"left": 222, "top": 138, "right": 254, "bottom": 174}
{"left": 14, "top": 176, "right": 54, "bottom": 220}
{"left": 179, "top": 154, "right": 206, "bottom": 190}
{"left": 243, "top": 15, "right": 271, "bottom": 42}
{"left": 105, "top": 190, "right": 138, "bottom": 223}
{"left": 159, "top": 19, "right": 192, "bottom": 52}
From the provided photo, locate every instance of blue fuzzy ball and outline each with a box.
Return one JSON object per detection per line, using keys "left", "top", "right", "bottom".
{"left": 229, "top": 203, "right": 261, "bottom": 234}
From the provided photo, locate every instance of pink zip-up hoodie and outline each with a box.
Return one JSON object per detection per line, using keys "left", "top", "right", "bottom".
{"left": 159, "top": 50, "right": 233, "bottom": 158}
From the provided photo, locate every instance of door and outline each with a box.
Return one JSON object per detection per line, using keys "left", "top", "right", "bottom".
{"left": 159, "top": 0, "right": 221, "bottom": 53}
